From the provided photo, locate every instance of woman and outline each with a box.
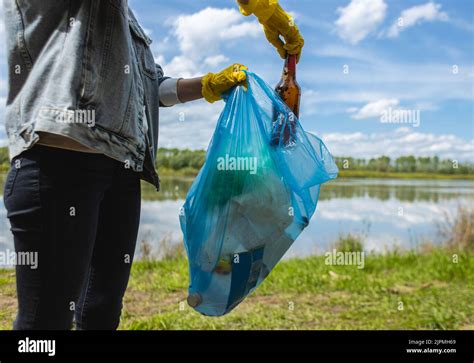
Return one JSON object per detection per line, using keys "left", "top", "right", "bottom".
{"left": 2, "top": 0, "right": 303, "bottom": 330}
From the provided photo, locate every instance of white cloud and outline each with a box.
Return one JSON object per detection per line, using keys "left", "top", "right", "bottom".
{"left": 222, "top": 21, "right": 261, "bottom": 40}
{"left": 160, "top": 55, "right": 199, "bottom": 79}
{"left": 327, "top": 131, "right": 366, "bottom": 143}
{"left": 161, "top": 7, "right": 260, "bottom": 77}
{"left": 204, "top": 54, "right": 229, "bottom": 68}
{"left": 158, "top": 101, "right": 222, "bottom": 150}
{"left": 142, "top": 27, "right": 152, "bottom": 36}
{"left": 317, "top": 198, "right": 449, "bottom": 227}
{"left": 387, "top": 2, "right": 449, "bottom": 38}
{"left": 313, "top": 44, "right": 374, "bottom": 63}
{"left": 335, "top": 0, "right": 387, "bottom": 44}
{"left": 173, "top": 7, "right": 236, "bottom": 57}
{"left": 153, "top": 55, "right": 165, "bottom": 67}
{"left": 160, "top": 100, "right": 474, "bottom": 162}
{"left": 136, "top": 7, "right": 264, "bottom": 153}
{"left": 320, "top": 127, "right": 474, "bottom": 161}
{"left": 348, "top": 98, "right": 399, "bottom": 120}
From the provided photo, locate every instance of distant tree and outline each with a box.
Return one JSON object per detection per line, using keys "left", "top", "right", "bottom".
{"left": 395, "top": 156, "right": 416, "bottom": 172}
{"left": 376, "top": 156, "right": 391, "bottom": 172}
{"left": 0, "top": 147, "right": 9, "bottom": 165}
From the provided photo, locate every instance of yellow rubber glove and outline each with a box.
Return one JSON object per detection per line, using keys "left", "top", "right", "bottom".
{"left": 201, "top": 64, "right": 248, "bottom": 103}
{"left": 238, "top": 0, "right": 304, "bottom": 62}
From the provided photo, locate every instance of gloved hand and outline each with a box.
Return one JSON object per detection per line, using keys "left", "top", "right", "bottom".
{"left": 238, "top": 0, "right": 304, "bottom": 62}
{"left": 201, "top": 64, "right": 248, "bottom": 103}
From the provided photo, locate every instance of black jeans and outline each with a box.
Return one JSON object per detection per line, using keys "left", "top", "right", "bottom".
{"left": 3, "top": 145, "right": 141, "bottom": 330}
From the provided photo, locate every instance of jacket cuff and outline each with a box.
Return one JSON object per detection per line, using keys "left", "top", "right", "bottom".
{"left": 159, "top": 78, "right": 182, "bottom": 107}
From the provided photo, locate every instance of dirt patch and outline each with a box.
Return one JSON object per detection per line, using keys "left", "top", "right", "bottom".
{"left": 123, "top": 288, "right": 186, "bottom": 317}
{"left": 388, "top": 280, "right": 448, "bottom": 294}
{"left": 243, "top": 292, "right": 351, "bottom": 316}
{"left": 0, "top": 295, "right": 17, "bottom": 309}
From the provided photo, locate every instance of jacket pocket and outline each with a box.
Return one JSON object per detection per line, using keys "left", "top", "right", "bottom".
{"left": 10, "top": 1, "right": 34, "bottom": 71}
{"left": 4, "top": 157, "right": 22, "bottom": 198}
{"left": 129, "top": 19, "right": 157, "bottom": 80}
{"left": 78, "top": 1, "right": 133, "bottom": 135}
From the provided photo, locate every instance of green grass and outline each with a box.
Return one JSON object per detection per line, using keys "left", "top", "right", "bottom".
{"left": 120, "top": 249, "right": 474, "bottom": 330}
{"left": 2, "top": 248, "right": 471, "bottom": 330}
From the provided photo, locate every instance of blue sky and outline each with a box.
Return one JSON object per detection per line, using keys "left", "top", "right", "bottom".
{"left": 1, "top": 0, "right": 473, "bottom": 160}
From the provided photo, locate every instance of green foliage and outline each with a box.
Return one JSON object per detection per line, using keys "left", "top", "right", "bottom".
{"left": 0, "top": 148, "right": 9, "bottom": 165}
{"left": 439, "top": 206, "right": 474, "bottom": 252}
{"left": 156, "top": 148, "right": 205, "bottom": 174}
{"left": 156, "top": 148, "right": 474, "bottom": 177}
{"left": 155, "top": 147, "right": 474, "bottom": 177}
{"left": 333, "top": 233, "right": 364, "bottom": 252}
{"left": 0, "top": 146, "right": 471, "bottom": 177}
{"left": 334, "top": 154, "right": 473, "bottom": 175}
{"left": 0, "top": 148, "right": 9, "bottom": 172}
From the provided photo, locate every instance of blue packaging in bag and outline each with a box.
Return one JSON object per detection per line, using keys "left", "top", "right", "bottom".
{"left": 179, "top": 72, "right": 338, "bottom": 316}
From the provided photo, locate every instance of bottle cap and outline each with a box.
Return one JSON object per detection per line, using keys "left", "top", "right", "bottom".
{"left": 187, "top": 293, "right": 202, "bottom": 307}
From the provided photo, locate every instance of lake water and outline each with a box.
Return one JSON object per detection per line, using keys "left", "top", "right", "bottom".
{"left": 0, "top": 175, "right": 473, "bottom": 262}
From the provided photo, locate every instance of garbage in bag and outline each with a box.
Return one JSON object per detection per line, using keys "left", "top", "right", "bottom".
{"left": 179, "top": 71, "right": 338, "bottom": 316}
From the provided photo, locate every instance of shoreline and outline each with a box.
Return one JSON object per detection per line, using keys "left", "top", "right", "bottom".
{"left": 155, "top": 168, "right": 474, "bottom": 180}
{"left": 1, "top": 166, "right": 472, "bottom": 181}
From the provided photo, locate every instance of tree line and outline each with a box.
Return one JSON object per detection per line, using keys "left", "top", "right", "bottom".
{"left": 0, "top": 147, "right": 472, "bottom": 175}
{"left": 156, "top": 148, "right": 473, "bottom": 175}
{"left": 333, "top": 155, "right": 473, "bottom": 175}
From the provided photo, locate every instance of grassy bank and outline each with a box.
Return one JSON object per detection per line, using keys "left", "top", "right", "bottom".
{"left": 1, "top": 163, "right": 472, "bottom": 181}
{"left": 124, "top": 248, "right": 473, "bottom": 330}
{"left": 0, "top": 248, "right": 472, "bottom": 330}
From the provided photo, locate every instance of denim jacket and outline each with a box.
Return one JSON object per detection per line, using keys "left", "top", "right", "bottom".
{"left": 2, "top": 0, "right": 166, "bottom": 190}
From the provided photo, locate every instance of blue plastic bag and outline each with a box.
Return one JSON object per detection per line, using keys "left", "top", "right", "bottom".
{"left": 179, "top": 72, "right": 338, "bottom": 316}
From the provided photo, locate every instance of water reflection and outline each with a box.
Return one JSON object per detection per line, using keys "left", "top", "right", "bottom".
{"left": 141, "top": 177, "right": 193, "bottom": 201}
{"left": 142, "top": 177, "right": 474, "bottom": 203}
{"left": 0, "top": 175, "right": 472, "bottom": 262}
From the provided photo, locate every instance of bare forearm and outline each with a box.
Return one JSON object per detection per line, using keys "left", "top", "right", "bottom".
{"left": 177, "top": 77, "right": 203, "bottom": 103}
